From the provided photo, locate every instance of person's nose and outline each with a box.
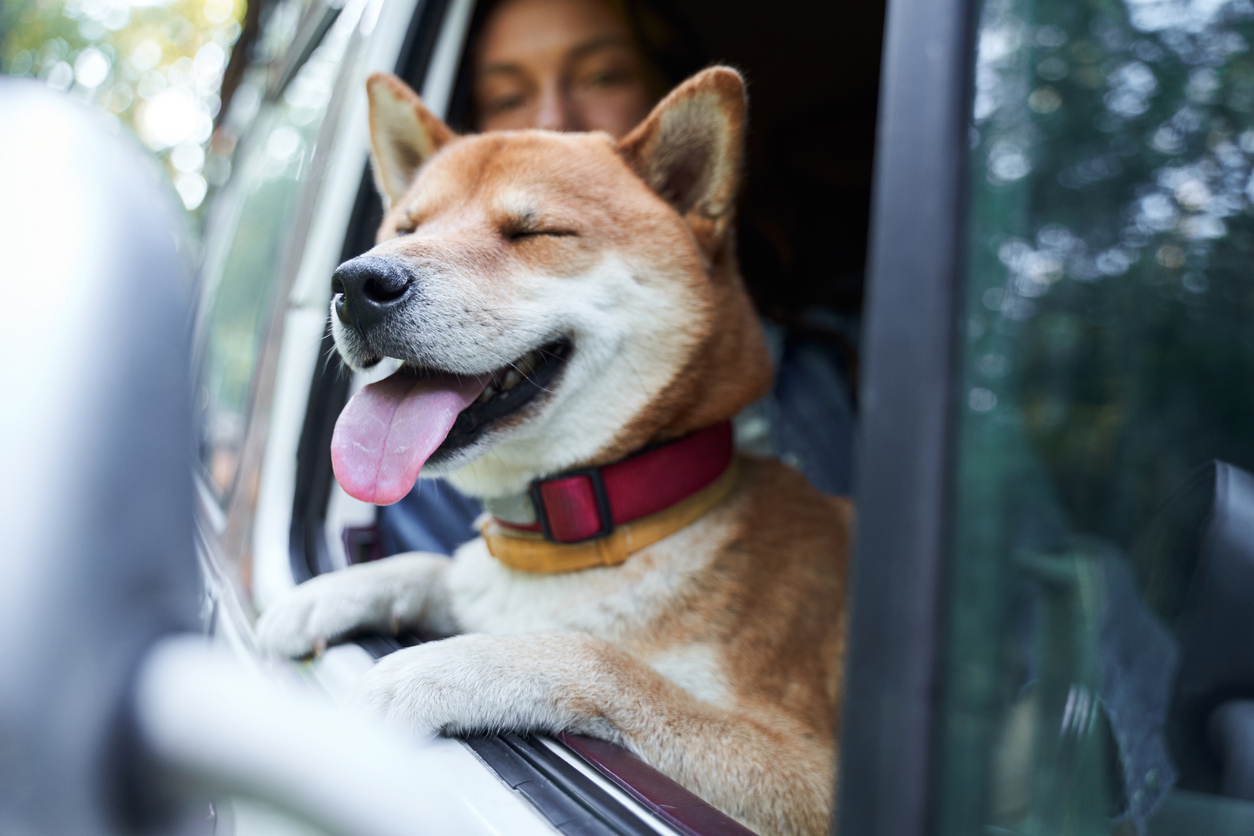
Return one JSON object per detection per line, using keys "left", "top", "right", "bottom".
{"left": 534, "top": 85, "right": 580, "bottom": 132}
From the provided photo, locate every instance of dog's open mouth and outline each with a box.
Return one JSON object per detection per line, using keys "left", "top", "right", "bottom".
{"left": 331, "top": 338, "right": 572, "bottom": 505}
{"left": 433, "top": 337, "right": 572, "bottom": 462}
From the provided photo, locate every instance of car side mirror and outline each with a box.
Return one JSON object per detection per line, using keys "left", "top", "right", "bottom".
{"left": 0, "top": 79, "right": 200, "bottom": 835}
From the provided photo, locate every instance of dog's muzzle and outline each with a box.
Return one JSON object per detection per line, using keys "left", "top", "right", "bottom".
{"left": 331, "top": 255, "right": 415, "bottom": 341}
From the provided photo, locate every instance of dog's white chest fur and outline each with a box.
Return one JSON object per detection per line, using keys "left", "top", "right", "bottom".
{"left": 446, "top": 511, "right": 737, "bottom": 707}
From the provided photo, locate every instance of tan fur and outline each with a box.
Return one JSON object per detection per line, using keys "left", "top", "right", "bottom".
{"left": 258, "top": 68, "right": 851, "bottom": 836}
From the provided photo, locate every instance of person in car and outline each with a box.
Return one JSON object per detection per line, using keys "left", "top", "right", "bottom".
{"left": 376, "top": 0, "right": 857, "bottom": 557}
{"left": 471, "top": 0, "right": 679, "bottom": 136}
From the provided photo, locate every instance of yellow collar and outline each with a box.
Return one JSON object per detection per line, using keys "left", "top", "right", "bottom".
{"left": 479, "top": 460, "right": 740, "bottom": 573}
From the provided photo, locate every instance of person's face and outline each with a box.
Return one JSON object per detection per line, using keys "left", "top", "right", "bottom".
{"left": 475, "top": 0, "right": 657, "bottom": 138}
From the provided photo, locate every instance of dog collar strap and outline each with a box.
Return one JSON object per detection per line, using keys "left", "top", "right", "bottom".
{"left": 482, "top": 422, "right": 737, "bottom": 572}
{"left": 482, "top": 460, "right": 739, "bottom": 573}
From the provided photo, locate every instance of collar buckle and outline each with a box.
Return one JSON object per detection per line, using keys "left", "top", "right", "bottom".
{"left": 529, "top": 465, "right": 615, "bottom": 544}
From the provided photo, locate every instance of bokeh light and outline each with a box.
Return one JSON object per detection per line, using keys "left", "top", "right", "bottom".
{"left": 2, "top": 0, "right": 247, "bottom": 211}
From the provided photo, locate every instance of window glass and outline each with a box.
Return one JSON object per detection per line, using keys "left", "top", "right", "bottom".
{"left": 938, "top": 0, "right": 1254, "bottom": 831}
{"left": 196, "top": 4, "right": 360, "bottom": 503}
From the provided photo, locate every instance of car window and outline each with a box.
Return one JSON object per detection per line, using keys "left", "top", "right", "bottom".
{"left": 196, "top": 0, "right": 363, "bottom": 505}
{"left": 936, "top": 0, "right": 1254, "bottom": 831}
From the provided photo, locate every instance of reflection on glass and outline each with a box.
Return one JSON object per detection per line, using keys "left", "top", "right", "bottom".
{"left": 196, "top": 5, "right": 356, "bottom": 503}
{"left": 940, "top": 0, "right": 1254, "bottom": 832}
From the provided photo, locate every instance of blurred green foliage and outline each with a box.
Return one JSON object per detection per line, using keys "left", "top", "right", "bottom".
{"left": 963, "top": 0, "right": 1254, "bottom": 549}
{"left": 2, "top": 0, "right": 246, "bottom": 210}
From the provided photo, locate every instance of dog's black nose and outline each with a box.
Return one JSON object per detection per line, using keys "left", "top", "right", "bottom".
{"left": 331, "top": 255, "right": 415, "bottom": 337}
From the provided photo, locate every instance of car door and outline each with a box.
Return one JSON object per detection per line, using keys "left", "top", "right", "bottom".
{"left": 841, "top": 0, "right": 1254, "bottom": 833}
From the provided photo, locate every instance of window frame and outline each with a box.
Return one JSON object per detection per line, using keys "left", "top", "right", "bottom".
{"left": 193, "top": 0, "right": 368, "bottom": 517}
{"left": 835, "top": 0, "right": 977, "bottom": 833}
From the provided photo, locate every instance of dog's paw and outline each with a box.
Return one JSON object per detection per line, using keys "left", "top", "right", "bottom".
{"left": 255, "top": 571, "right": 393, "bottom": 659}
{"left": 256, "top": 553, "right": 449, "bottom": 659}
{"left": 346, "top": 633, "right": 620, "bottom": 740}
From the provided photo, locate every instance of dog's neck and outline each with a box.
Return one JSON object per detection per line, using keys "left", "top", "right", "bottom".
{"left": 478, "top": 421, "right": 740, "bottom": 572}
{"left": 588, "top": 245, "right": 773, "bottom": 462}
{"left": 483, "top": 421, "right": 735, "bottom": 530}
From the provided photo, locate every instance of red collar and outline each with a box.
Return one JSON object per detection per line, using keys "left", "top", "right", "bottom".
{"left": 494, "top": 422, "right": 735, "bottom": 544}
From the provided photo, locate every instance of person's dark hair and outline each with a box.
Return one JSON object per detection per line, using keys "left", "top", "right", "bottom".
{"left": 443, "top": 0, "right": 707, "bottom": 133}
{"left": 615, "top": 0, "right": 707, "bottom": 93}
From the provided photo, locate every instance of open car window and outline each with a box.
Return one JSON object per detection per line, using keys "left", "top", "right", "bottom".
{"left": 280, "top": 1, "right": 884, "bottom": 834}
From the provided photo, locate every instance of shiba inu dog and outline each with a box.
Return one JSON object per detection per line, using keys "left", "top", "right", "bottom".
{"left": 257, "top": 66, "right": 852, "bottom": 836}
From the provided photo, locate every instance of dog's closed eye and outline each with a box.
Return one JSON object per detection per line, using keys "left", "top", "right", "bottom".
{"left": 392, "top": 215, "right": 421, "bottom": 236}
{"left": 506, "top": 228, "right": 578, "bottom": 241}
{"left": 500, "top": 206, "right": 578, "bottom": 241}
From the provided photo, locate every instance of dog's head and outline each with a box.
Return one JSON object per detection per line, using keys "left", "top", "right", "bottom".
{"left": 329, "top": 67, "right": 772, "bottom": 503}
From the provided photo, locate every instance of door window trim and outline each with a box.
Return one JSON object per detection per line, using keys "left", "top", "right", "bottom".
{"left": 836, "top": 0, "right": 977, "bottom": 832}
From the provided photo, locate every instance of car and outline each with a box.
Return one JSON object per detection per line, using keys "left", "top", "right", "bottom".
{"left": 5, "top": 0, "right": 1254, "bottom": 832}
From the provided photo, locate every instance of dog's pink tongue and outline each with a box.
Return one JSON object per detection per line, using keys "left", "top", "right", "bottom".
{"left": 331, "top": 370, "right": 486, "bottom": 505}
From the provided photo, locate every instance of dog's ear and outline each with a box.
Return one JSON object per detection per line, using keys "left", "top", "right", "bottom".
{"left": 366, "top": 73, "right": 456, "bottom": 208}
{"left": 616, "top": 66, "right": 746, "bottom": 256}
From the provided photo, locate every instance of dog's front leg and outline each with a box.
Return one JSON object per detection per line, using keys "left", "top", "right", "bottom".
{"left": 349, "top": 631, "right": 833, "bottom": 836}
{"left": 256, "top": 553, "right": 458, "bottom": 658}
